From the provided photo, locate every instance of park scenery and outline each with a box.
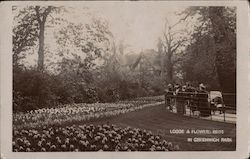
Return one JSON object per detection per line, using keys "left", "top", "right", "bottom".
{"left": 13, "top": 4, "right": 236, "bottom": 152}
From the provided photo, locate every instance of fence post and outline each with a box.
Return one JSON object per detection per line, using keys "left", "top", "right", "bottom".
{"left": 223, "top": 104, "right": 226, "bottom": 122}
{"left": 164, "top": 93, "right": 167, "bottom": 109}
{"left": 190, "top": 102, "right": 191, "bottom": 116}
{"left": 211, "top": 108, "right": 212, "bottom": 120}
{"left": 209, "top": 102, "right": 212, "bottom": 121}
{"left": 221, "top": 94, "right": 226, "bottom": 122}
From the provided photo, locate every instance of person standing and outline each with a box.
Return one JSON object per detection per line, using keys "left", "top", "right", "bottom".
{"left": 165, "top": 84, "right": 173, "bottom": 111}
{"left": 176, "top": 85, "right": 186, "bottom": 115}
{"left": 186, "top": 84, "right": 197, "bottom": 115}
{"left": 197, "top": 83, "right": 211, "bottom": 117}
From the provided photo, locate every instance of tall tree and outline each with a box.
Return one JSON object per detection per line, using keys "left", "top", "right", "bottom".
{"left": 182, "top": 7, "right": 236, "bottom": 92}
{"left": 208, "top": 7, "right": 236, "bottom": 93}
{"left": 160, "top": 18, "right": 189, "bottom": 83}
{"left": 13, "top": 6, "right": 65, "bottom": 71}
{"left": 35, "top": 6, "right": 53, "bottom": 71}
{"left": 55, "top": 17, "right": 113, "bottom": 84}
{"left": 13, "top": 6, "right": 66, "bottom": 109}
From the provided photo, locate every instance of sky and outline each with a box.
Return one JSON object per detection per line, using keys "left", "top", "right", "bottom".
{"left": 82, "top": 3, "right": 187, "bottom": 52}
{"left": 15, "top": 3, "right": 191, "bottom": 67}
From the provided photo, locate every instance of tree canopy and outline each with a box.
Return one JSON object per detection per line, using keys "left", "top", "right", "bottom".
{"left": 13, "top": 6, "right": 236, "bottom": 112}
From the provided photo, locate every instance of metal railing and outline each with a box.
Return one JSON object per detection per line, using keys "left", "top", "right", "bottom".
{"left": 164, "top": 91, "right": 236, "bottom": 123}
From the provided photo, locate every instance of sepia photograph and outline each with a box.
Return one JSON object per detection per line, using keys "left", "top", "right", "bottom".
{"left": 0, "top": 1, "right": 249, "bottom": 159}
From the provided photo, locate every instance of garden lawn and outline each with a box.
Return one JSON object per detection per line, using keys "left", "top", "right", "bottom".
{"left": 88, "top": 104, "right": 236, "bottom": 151}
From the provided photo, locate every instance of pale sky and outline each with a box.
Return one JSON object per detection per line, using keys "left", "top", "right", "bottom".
{"left": 15, "top": 3, "right": 191, "bottom": 67}
{"left": 84, "top": 3, "right": 187, "bottom": 51}
{"left": 49, "top": 3, "right": 189, "bottom": 52}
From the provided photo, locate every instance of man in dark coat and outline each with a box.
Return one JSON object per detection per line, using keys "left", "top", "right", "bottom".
{"left": 197, "top": 83, "right": 211, "bottom": 117}
{"left": 186, "top": 85, "right": 197, "bottom": 115}
{"left": 165, "top": 84, "right": 173, "bottom": 111}
{"left": 176, "top": 85, "right": 186, "bottom": 115}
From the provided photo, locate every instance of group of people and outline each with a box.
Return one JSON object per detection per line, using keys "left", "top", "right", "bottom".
{"left": 164, "top": 83, "right": 211, "bottom": 117}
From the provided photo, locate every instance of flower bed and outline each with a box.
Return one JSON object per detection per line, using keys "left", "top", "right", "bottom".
{"left": 13, "top": 124, "right": 179, "bottom": 152}
{"left": 13, "top": 100, "right": 164, "bottom": 130}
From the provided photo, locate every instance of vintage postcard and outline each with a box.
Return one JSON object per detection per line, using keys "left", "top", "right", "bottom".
{"left": 0, "top": 1, "right": 249, "bottom": 159}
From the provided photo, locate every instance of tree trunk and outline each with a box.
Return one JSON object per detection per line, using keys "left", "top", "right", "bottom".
{"left": 38, "top": 22, "right": 45, "bottom": 71}
{"left": 166, "top": 57, "right": 173, "bottom": 83}
{"left": 35, "top": 6, "right": 52, "bottom": 72}
{"left": 166, "top": 45, "right": 173, "bottom": 83}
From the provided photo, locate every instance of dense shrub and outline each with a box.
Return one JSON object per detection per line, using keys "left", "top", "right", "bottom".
{"left": 13, "top": 68, "right": 163, "bottom": 112}
{"left": 75, "top": 87, "right": 99, "bottom": 103}
{"left": 96, "top": 87, "right": 120, "bottom": 103}
{"left": 13, "top": 91, "right": 38, "bottom": 112}
{"left": 13, "top": 69, "right": 58, "bottom": 112}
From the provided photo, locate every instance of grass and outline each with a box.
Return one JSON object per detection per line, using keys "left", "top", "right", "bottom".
{"left": 87, "top": 104, "right": 236, "bottom": 151}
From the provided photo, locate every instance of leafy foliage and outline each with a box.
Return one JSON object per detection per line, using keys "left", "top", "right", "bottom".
{"left": 13, "top": 7, "right": 39, "bottom": 69}
{"left": 181, "top": 7, "right": 236, "bottom": 92}
{"left": 13, "top": 6, "right": 236, "bottom": 112}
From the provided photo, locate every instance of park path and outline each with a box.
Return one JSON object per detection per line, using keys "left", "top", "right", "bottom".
{"left": 88, "top": 104, "right": 236, "bottom": 151}
{"left": 170, "top": 106, "right": 236, "bottom": 124}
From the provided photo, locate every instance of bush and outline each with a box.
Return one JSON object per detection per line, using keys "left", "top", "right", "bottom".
{"left": 13, "top": 67, "right": 165, "bottom": 112}
{"left": 13, "top": 91, "right": 38, "bottom": 112}
{"left": 97, "top": 87, "right": 120, "bottom": 103}
{"left": 13, "top": 68, "right": 58, "bottom": 112}
{"left": 13, "top": 68, "right": 102, "bottom": 112}
{"left": 75, "top": 87, "right": 99, "bottom": 103}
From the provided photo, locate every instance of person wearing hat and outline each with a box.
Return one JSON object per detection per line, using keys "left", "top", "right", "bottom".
{"left": 173, "top": 84, "right": 180, "bottom": 95}
{"left": 186, "top": 84, "right": 197, "bottom": 115}
{"left": 197, "top": 83, "right": 211, "bottom": 117}
{"left": 199, "top": 83, "right": 206, "bottom": 91}
{"left": 175, "top": 85, "right": 186, "bottom": 115}
{"left": 165, "top": 84, "right": 174, "bottom": 111}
